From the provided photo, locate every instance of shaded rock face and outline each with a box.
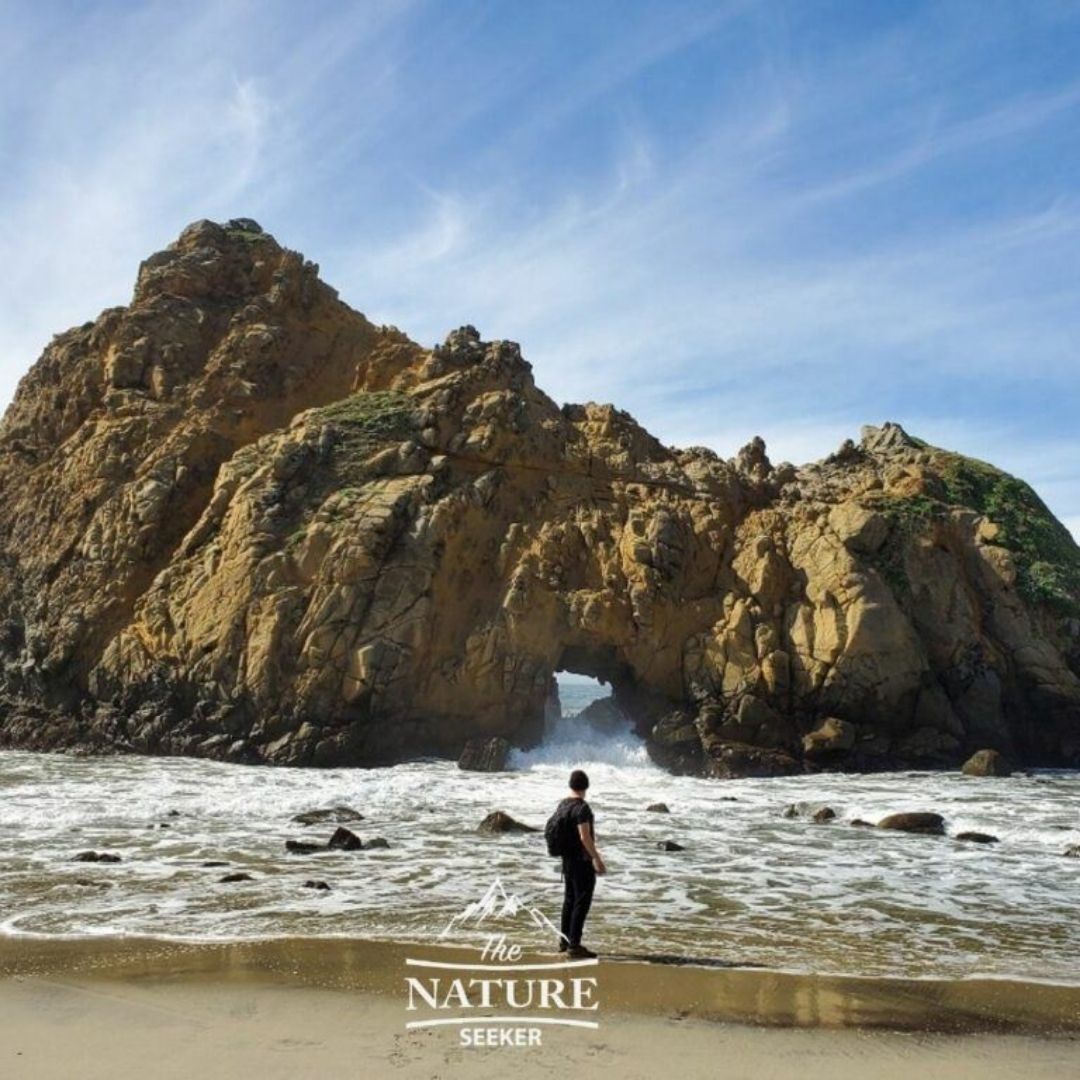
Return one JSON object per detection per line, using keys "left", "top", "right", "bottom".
{"left": 458, "top": 736, "right": 511, "bottom": 772}
{"left": 1, "top": 221, "right": 1079, "bottom": 776}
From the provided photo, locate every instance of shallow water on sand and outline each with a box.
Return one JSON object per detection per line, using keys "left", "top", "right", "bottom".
{"left": 1, "top": 681, "right": 1078, "bottom": 982}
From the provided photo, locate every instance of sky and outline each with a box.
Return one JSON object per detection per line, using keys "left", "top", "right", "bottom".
{"left": 2, "top": 0, "right": 1079, "bottom": 537}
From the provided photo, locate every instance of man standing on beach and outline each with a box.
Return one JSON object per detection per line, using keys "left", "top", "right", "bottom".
{"left": 555, "top": 769, "right": 606, "bottom": 959}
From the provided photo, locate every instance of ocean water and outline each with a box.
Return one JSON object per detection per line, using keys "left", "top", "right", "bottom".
{"left": 1, "top": 679, "right": 1078, "bottom": 982}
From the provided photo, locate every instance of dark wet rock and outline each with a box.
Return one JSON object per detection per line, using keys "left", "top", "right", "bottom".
{"left": 646, "top": 802, "right": 670, "bottom": 813}
{"left": 157, "top": 823, "right": 171, "bottom": 829}
{"left": 328, "top": 826, "right": 363, "bottom": 851}
{"left": 657, "top": 839, "right": 685, "bottom": 851}
{"left": 458, "top": 736, "right": 511, "bottom": 772}
{"left": 850, "top": 819, "right": 874, "bottom": 828}
{"left": 812, "top": 806, "right": 837, "bottom": 823}
{"left": 285, "top": 840, "right": 324, "bottom": 855}
{"left": 1063, "top": 845, "right": 1080, "bottom": 858}
{"left": 303, "top": 880, "right": 331, "bottom": 890}
{"left": 292, "top": 805, "right": 365, "bottom": 826}
{"left": 961, "top": 749, "right": 1013, "bottom": 778}
{"left": 877, "top": 812, "right": 946, "bottom": 836}
{"left": 166, "top": 810, "right": 181, "bottom": 817}
{"left": 71, "top": 878, "right": 112, "bottom": 888}
{"left": 73, "top": 851, "right": 121, "bottom": 863}
{"left": 219, "top": 872, "right": 254, "bottom": 883}
{"left": 576, "top": 696, "right": 629, "bottom": 735}
{"left": 955, "top": 831, "right": 999, "bottom": 844}
{"left": 478, "top": 810, "right": 538, "bottom": 834}
{"left": 364, "top": 837, "right": 390, "bottom": 849}
{"left": 201, "top": 860, "right": 230, "bottom": 867}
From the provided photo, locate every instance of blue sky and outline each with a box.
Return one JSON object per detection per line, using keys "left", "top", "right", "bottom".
{"left": 2, "top": 1, "right": 1079, "bottom": 537}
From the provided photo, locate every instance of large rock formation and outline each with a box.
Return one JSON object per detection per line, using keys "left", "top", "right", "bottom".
{"left": 1, "top": 220, "right": 1079, "bottom": 775}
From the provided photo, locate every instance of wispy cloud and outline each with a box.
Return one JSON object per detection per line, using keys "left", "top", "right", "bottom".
{"left": 1, "top": 1, "right": 1078, "bottom": 540}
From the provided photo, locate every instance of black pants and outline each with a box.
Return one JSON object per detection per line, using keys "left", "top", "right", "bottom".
{"left": 560, "top": 856, "right": 596, "bottom": 947}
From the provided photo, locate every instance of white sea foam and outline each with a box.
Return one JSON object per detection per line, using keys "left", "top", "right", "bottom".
{"left": 1, "top": 687, "right": 1079, "bottom": 981}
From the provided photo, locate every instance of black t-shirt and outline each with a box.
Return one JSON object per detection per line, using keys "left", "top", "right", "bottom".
{"left": 559, "top": 797, "right": 594, "bottom": 862}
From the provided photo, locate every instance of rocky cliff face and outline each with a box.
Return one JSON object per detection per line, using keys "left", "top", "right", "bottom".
{"left": 1, "top": 220, "right": 1079, "bottom": 775}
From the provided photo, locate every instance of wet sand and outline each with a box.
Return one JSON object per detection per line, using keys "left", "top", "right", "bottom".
{"left": 1, "top": 936, "right": 1078, "bottom": 1078}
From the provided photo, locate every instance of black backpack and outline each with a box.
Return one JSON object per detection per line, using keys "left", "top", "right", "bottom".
{"left": 544, "top": 800, "right": 576, "bottom": 857}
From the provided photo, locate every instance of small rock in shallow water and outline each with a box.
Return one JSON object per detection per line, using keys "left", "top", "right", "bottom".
{"left": 850, "top": 819, "right": 874, "bottom": 828}
{"left": 955, "top": 831, "right": 999, "bottom": 844}
{"left": 477, "top": 811, "right": 538, "bottom": 834}
{"left": 877, "top": 812, "right": 946, "bottom": 836}
{"left": 285, "top": 840, "right": 324, "bottom": 855}
{"left": 291, "top": 806, "right": 364, "bottom": 826}
{"left": 364, "top": 837, "right": 390, "bottom": 849}
{"left": 73, "top": 851, "right": 121, "bottom": 863}
{"left": 71, "top": 878, "right": 112, "bottom": 888}
{"left": 327, "top": 826, "right": 363, "bottom": 851}
{"left": 202, "top": 861, "right": 230, "bottom": 867}
{"left": 783, "top": 802, "right": 834, "bottom": 822}
{"left": 657, "top": 840, "right": 685, "bottom": 851}
{"left": 303, "top": 880, "right": 331, "bottom": 890}
{"left": 646, "top": 803, "right": 670, "bottom": 813}
{"left": 219, "top": 872, "right": 254, "bottom": 883}
{"left": 1063, "top": 845, "right": 1080, "bottom": 858}
{"left": 961, "top": 749, "right": 1013, "bottom": 778}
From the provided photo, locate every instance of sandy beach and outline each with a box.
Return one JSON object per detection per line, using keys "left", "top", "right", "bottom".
{"left": 2, "top": 936, "right": 1078, "bottom": 1079}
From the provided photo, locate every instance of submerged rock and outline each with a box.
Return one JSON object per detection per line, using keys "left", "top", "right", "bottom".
{"left": 1063, "top": 845, "right": 1080, "bottom": 858}
{"left": 477, "top": 811, "right": 537, "bottom": 834}
{"left": 303, "top": 880, "right": 331, "bottom": 890}
{"left": 657, "top": 840, "right": 685, "bottom": 851}
{"left": 292, "top": 806, "right": 364, "bottom": 826}
{"left": 961, "top": 749, "right": 1013, "bottom": 778}
{"left": 73, "top": 851, "right": 121, "bottom": 863}
{"left": 646, "top": 802, "right": 670, "bottom": 813}
{"left": 457, "top": 737, "right": 511, "bottom": 772}
{"left": 219, "top": 872, "right": 254, "bottom": 883}
{"left": 955, "top": 831, "right": 1000, "bottom": 844}
{"left": 877, "top": 812, "right": 946, "bottom": 836}
{"left": 364, "top": 837, "right": 390, "bottom": 849}
{"left": 285, "top": 840, "right": 324, "bottom": 855}
{"left": 783, "top": 802, "right": 835, "bottom": 822}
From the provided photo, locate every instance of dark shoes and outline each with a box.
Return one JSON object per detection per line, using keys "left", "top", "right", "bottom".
{"left": 557, "top": 939, "right": 568, "bottom": 953}
{"left": 566, "top": 944, "right": 597, "bottom": 959}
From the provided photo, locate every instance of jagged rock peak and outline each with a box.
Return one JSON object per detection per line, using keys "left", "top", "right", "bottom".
{"left": 860, "top": 421, "right": 921, "bottom": 455}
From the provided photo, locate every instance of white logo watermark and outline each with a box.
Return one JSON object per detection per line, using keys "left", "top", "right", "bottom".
{"left": 404, "top": 877, "right": 600, "bottom": 1048}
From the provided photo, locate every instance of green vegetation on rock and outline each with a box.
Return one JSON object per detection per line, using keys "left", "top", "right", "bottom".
{"left": 314, "top": 391, "right": 413, "bottom": 447}
{"left": 935, "top": 451, "right": 1080, "bottom": 614}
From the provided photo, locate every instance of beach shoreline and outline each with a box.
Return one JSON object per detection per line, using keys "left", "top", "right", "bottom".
{"left": 2, "top": 934, "right": 1079, "bottom": 1078}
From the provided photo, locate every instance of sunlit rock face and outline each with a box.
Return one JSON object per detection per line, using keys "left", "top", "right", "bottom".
{"left": 1, "top": 221, "right": 1078, "bottom": 775}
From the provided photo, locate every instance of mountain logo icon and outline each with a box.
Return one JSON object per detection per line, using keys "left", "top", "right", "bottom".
{"left": 439, "top": 876, "right": 564, "bottom": 943}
